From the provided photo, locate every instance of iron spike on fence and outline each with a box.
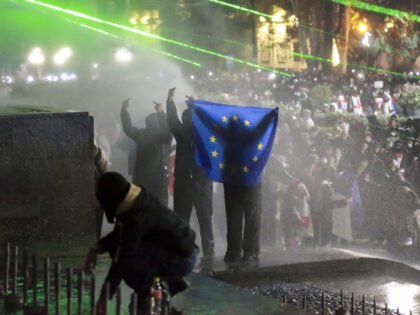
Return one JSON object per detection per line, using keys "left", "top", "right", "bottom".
{"left": 4, "top": 242, "right": 10, "bottom": 296}
{"left": 350, "top": 292, "right": 354, "bottom": 315}
{"left": 283, "top": 291, "right": 287, "bottom": 303}
{"left": 12, "top": 246, "right": 18, "bottom": 295}
{"left": 44, "top": 257, "right": 50, "bottom": 314}
{"left": 104, "top": 282, "right": 110, "bottom": 315}
{"left": 23, "top": 250, "right": 29, "bottom": 305}
{"left": 131, "top": 292, "right": 137, "bottom": 315}
{"left": 373, "top": 297, "right": 376, "bottom": 315}
{"left": 90, "top": 275, "right": 96, "bottom": 315}
{"left": 77, "top": 270, "right": 84, "bottom": 315}
{"left": 340, "top": 289, "right": 343, "bottom": 309}
{"left": 302, "top": 290, "right": 306, "bottom": 310}
{"left": 33, "top": 254, "right": 38, "bottom": 306}
{"left": 116, "top": 287, "right": 122, "bottom": 315}
{"left": 385, "top": 303, "right": 388, "bottom": 315}
{"left": 321, "top": 291, "right": 325, "bottom": 315}
{"left": 55, "top": 262, "right": 60, "bottom": 315}
{"left": 67, "top": 268, "right": 72, "bottom": 315}
{"left": 397, "top": 307, "right": 400, "bottom": 315}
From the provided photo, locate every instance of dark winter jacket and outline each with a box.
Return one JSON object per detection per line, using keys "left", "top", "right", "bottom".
{"left": 166, "top": 99, "right": 208, "bottom": 182}
{"left": 97, "top": 184, "right": 196, "bottom": 296}
{"left": 121, "top": 108, "right": 172, "bottom": 185}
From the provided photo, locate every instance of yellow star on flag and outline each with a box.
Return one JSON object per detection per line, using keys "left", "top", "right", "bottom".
{"left": 232, "top": 115, "right": 239, "bottom": 121}
{"left": 210, "top": 136, "right": 216, "bottom": 143}
{"left": 219, "top": 162, "right": 224, "bottom": 169}
{"left": 253, "top": 156, "right": 258, "bottom": 162}
{"left": 244, "top": 120, "right": 250, "bottom": 126}
{"left": 222, "top": 115, "right": 228, "bottom": 123}
{"left": 211, "top": 150, "right": 218, "bottom": 158}
{"left": 243, "top": 166, "right": 248, "bottom": 173}
{"left": 257, "top": 143, "right": 263, "bottom": 150}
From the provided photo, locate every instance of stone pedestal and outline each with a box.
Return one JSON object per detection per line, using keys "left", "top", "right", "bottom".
{"left": 0, "top": 108, "right": 96, "bottom": 241}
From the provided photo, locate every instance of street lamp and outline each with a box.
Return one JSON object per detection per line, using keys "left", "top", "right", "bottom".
{"left": 28, "top": 47, "right": 45, "bottom": 65}
{"left": 115, "top": 48, "right": 132, "bottom": 63}
{"left": 358, "top": 23, "right": 368, "bottom": 33}
{"left": 54, "top": 47, "right": 73, "bottom": 65}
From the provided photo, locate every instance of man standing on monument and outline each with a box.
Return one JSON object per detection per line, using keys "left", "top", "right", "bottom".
{"left": 120, "top": 98, "right": 172, "bottom": 206}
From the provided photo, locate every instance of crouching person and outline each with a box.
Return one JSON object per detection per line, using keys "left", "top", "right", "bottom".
{"left": 85, "top": 172, "right": 198, "bottom": 315}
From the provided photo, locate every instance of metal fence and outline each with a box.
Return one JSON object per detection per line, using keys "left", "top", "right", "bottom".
{"left": 0, "top": 242, "right": 140, "bottom": 315}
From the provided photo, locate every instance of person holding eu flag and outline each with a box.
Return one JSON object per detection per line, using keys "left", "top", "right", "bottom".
{"left": 188, "top": 99, "right": 278, "bottom": 263}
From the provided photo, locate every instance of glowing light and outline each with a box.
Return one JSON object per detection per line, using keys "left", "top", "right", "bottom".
{"left": 268, "top": 73, "right": 276, "bottom": 80}
{"left": 386, "top": 22, "right": 394, "bottom": 28}
{"left": 16, "top": 0, "right": 288, "bottom": 76}
{"left": 129, "top": 17, "right": 137, "bottom": 25}
{"left": 362, "top": 32, "right": 371, "bottom": 47}
{"left": 190, "top": 75, "right": 195, "bottom": 80}
{"left": 60, "top": 47, "right": 72, "bottom": 58}
{"left": 26, "top": 75, "right": 35, "bottom": 83}
{"left": 115, "top": 48, "right": 132, "bottom": 63}
{"left": 68, "top": 73, "right": 77, "bottom": 80}
{"left": 329, "top": 0, "right": 420, "bottom": 23}
{"left": 260, "top": 25, "right": 268, "bottom": 33}
{"left": 358, "top": 23, "right": 367, "bottom": 32}
{"left": 386, "top": 282, "right": 417, "bottom": 314}
{"left": 272, "top": 14, "right": 283, "bottom": 22}
{"left": 208, "top": 72, "right": 213, "bottom": 76}
{"left": 332, "top": 39, "right": 340, "bottom": 66}
{"left": 28, "top": 47, "right": 45, "bottom": 65}
{"left": 259, "top": 16, "right": 266, "bottom": 22}
{"left": 53, "top": 53, "right": 66, "bottom": 65}
{"left": 54, "top": 47, "right": 72, "bottom": 65}
{"left": 60, "top": 73, "right": 68, "bottom": 81}
{"left": 79, "top": 23, "right": 200, "bottom": 67}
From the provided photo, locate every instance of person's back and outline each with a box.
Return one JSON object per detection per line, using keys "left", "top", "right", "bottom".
{"left": 87, "top": 172, "right": 197, "bottom": 315}
{"left": 121, "top": 99, "right": 172, "bottom": 205}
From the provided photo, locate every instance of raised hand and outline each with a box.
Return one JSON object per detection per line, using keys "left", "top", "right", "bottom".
{"left": 122, "top": 98, "right": 130, "bottom": 110}
{"left": 168, "top": 87, "right": 176, "bottom": 99}
{"left": 153, "top": 101, "right": 163, "bottom": 113}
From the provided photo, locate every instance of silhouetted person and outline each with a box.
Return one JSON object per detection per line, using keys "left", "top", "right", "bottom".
{"left": 85, "top": 172, "right": 197, "bottom": 315}
{"left": 166, "top": 87, "right": 215, "bottom": 259}
{"left": 120, "top": 98, "right": 172, "bottom": 206}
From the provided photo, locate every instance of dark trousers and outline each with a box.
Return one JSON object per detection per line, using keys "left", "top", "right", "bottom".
{"left": 224, "top": 185, "right": 262, "bottom": 260}
{"left": 124, "top": 243, "right": 198, "bottom": 298}
{"left": 173, "top": 178, "right": 214, "bottom": 256}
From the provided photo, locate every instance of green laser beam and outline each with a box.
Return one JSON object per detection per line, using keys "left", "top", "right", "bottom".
{"left": 13, "top": 0, "right": 290, "bottom": 77}
{"left": 77, "top": 22, "right": 202, "bottom": 67}
{"left": 208, "top": 0, "right": 272, "bottom": 18}
{"left": 205, "top": 0, "right": 416, "bottom": 59}
{"left": 328, "top": 0, "right": 420, "bottom": 23}
{"left": 200, "top": 25, "right": 419, "bottom": 79}
{"left": 293, "top": 52, "right": 420, "bottom": 79}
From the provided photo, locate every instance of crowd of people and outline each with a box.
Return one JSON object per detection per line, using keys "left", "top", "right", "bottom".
{"left": 85, "top": 68, "right": 420, "bottom": 314}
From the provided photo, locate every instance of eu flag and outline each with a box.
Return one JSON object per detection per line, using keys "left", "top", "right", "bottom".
{"left": 188, "top": 100, "right": 278, "bottom": 186}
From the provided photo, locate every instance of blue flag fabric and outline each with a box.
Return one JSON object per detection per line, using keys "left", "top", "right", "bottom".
{"left": 188, "top": 100, "right": 278, "bottom": 186}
